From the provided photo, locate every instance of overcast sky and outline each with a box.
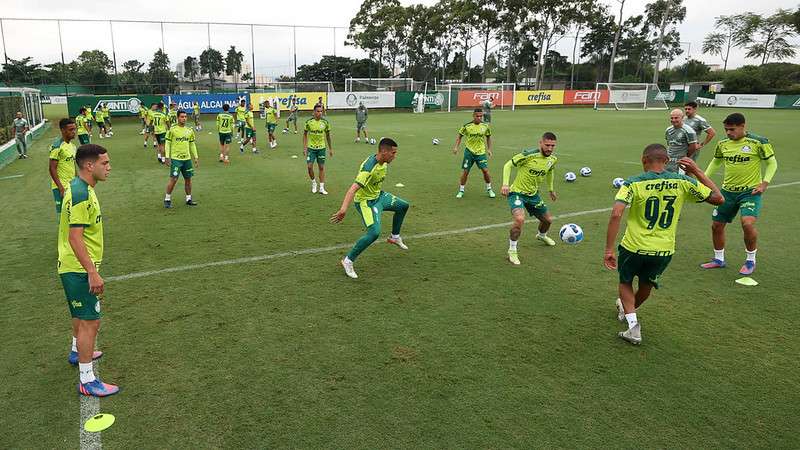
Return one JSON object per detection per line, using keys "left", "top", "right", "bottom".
{"left": 1, "top": 0, "right": 797, "bottom": 79}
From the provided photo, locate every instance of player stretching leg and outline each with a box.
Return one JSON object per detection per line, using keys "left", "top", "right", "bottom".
{"left": 453, "top": 108, "right": 494, "bottom": 198}
{"left": 501, "top": 132, "right": 559, "bottom": 265}
{"left": 331, "top": 138, "right": 409, "bottom": 279}
{"left": 700, "top": 113, "right": 778, "bottom": 275}
{"left": 605, "top": 146, "right": 723, "bottom": 345}
{"left": 303, "top": 104, "right": 333, "bottom": 195}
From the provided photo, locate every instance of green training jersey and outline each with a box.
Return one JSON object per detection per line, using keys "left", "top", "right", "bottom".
{"left": 615, "top": 171, "right": 712, "bottom": 256}
{"left": 236, "top": 105, "right": 247, "bottom": 122}
{"left": 304, "top": 118, "right": 330, "bottom": 150}
{"left": 84, "top": 108, "right": 94, "bottom": 120}
{"left": 665, "top": 124, "right": 697, "bottom": 161}
{"left": 354, "top": 154, "right": 387, "bottom": 203}
{"left": 94, "top": 109, "right": 104, "bottom": 122}
{"left": 58, "top": 177, "right": 103, "bottom": 274}
{"left": 684, "top": 114, "right": 711, "bottom": 137}
{"left": 509, "top": 149, "right": 557, "bottom": 196}
{"left": 244, "top": 111, "right": 255, "bottom": 130}
{"left": 216, "top": 112, "right": 234, "bottom": 133}
{"left": 49, "top": 137, "right": 77, "bottom": 189}
{"left": 165, "top": 125, "right": 198, "bottom": 161}
{"left": 151, "top": 111, "right": 168, "bottom": 134}
{"left": 709, "top": 132, "right": 775, "bottom": 192}
{"left": 193, "top": 103, "right": 200, "bottom": 114}
{"left": 146, "top": 109, "right": 155, "bottom": 124}
{"left": 101, "top": 107, "right": 110, "bottom": 118}
{"left": 265, "top": 107, "right": 278, "bottom": 124}
{"left": 458, "top": 121, "right": 491, "bottom": 155}
{"left": 139, "top": 106, "right": 147, "bottom": 118}
{"left": 76, "top": 115, "right": 90, "bottom": 135}
{"left": 168, "top": 109, "right": 178, "bottom": 125}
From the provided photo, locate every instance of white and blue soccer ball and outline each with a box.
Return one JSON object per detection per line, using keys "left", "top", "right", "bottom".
{"left": 432, "top": 138, "right": 440, "bottom": 145}
{"left": 564, "top": 172, "right": 577, "bottom": 182}
{"left": 559, "top": 223, "right": 584, "bottom": 245}
{"left": 282, "top": 129, "right": 288, "bottom": 134}
{"left": 612, "top": 177, "right": 625, "bottom": 188}
{"left": 370, "top": 138, "right": 376, "bottom": 145}
{"left": 580, "top": 167, "right": 592, "bottom": 177}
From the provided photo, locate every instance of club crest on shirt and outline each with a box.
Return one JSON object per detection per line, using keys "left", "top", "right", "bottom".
{"left": 741, "top": 145, "right": 752, "bottom": 153}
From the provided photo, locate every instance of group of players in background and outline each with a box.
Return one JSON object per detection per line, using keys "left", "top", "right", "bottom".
{"left": 40, "top": 93, "right": 777, "bottom": 397}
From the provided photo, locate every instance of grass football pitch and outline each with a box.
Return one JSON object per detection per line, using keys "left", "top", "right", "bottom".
{"left": 1, "top": 104, "right": 798, "bottom": 448}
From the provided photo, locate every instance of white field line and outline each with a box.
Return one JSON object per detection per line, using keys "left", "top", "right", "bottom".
{"left": 104, "top": 181, "right": 800, "bottom": 283}
{"left": 0, "top": 174, "right": 24, "bottom": 180}
{"left": 79, "top": 360, "right": 102, "bottom": 450}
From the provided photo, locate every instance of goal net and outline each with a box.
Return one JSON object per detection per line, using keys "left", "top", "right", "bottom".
{"left": 259, "top": 81, "right": 334, "bottom": 93}
{"left": 345, "top": 78, "right": 415, "bottom": 92}
{"left": 442, "top": 83, "right": 516, "bottom": 112}
{"left": 594, "top": 83, "right": 668, "bottom": 110}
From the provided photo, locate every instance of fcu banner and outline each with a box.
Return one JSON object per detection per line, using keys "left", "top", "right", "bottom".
{"left": 163, "top": 94, "right": 246, "bottom": 113}
{"left": 249, "top": 92, "right": 327, "bottom": 111}
{"left": 327, "top": 92, "right": 395, "bottom": 109}
{"left": 563, "top": 90, "right": 609, "bottom": 105}
{"left": 457, "top": 90, "right": 514, "bottom": 107}
{"left": 715, "top": 94, "right": 776, "bottom": 109}
{"left": 514, "top": 90, "right": 565, "bottom": 106}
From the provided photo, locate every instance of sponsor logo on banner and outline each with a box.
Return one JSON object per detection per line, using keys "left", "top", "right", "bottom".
{"left": 94, "top": 97, "right": 143, "bottom": 114}
{"left": 654, "top": 91, "right": 676, "bottom": 101}
{"left": 250, "top": 92, "right": 326, "bottom": 111}
{"left": 423, "top": 92, "right": 445, "bottom": 106}
{"left": 328, "top": 92, "right": 394, "bottom": 109}
{"left": 715, "top": 94, "right": 776, "bottom": 108}
{"left": 514, "top": 90, "right": 565, "bottom": 106}
{"left": 793, "top": 98, "right": 800, "bottom": 107}
{"left": 164, "top": 94, "right": 244, "bottom": 114}
{"left": 457, "top": 90, "right": 514, "bottom": 107}
{"left": 564, "top": 90, "right": 609, "bottom": 105}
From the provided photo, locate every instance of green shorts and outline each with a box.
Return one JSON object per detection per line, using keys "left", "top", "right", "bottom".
{"left": 713, "top": 189, "right": 762, "bottom": 223}
{"left": 617, "top": 245, "right": 673, "bottom": 289}
{"left": 508, "top": 192, "right": 548, "bottom": 218}
{"left": 266, "top": 123, "right": 277, "bottom": 134}
{"left": 219, "top": 132, "right": 232, "bottom": 145}
{"left": 462, "top": 149, "right": 488, "bottom": 172}
{"left": 155, "top": 133, "right": 166, "bottom": 144}
{"left": 104, "top": 118, "right": 111, "bottom": 126}
{"left": 60, "top": 272, "right": 101, "bottom": 320}
{"left": 169, "top": 159, "right": 194, "bottom": 179}
{"left": 78, "top": 134, "right": 90, "bottom": 145}
{"left": 244, "top": 128, "right": 256, "bottom": 138}
{"left": 53, "top": 188, "right": 63, "bottom": 214}
{"left": 307, "top": 148, "right": 326, "bottom": 165}
{"left": 356, "top": 121, "right": 366, "bottom": 131}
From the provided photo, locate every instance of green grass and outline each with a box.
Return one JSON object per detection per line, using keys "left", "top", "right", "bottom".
{"left": 2, "top": 104, "right": 799, "bottom": 448}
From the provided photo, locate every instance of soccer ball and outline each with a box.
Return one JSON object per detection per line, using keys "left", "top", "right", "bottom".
{"left": 370, "top": 138, "right": 376, "bottom": 145}
{"left": 107, "top": 131, "right": 114, "bottom": 136}
{"left": 559, "top": 223, "right": 584, "bottom": 245}
{"left": 564, "top": 172, "right": 577, "bottom": 182}
{"left": 612, "top": 177, "right": 625, "bottom": 188}
{"left": 282, "top": 129, "right": 288, "bottom": 134}
{"left": 580, "top": 167, "right": 592, "bottom": 177}
{"left": 432, "top": 138, "right": 440, "bottom": 145}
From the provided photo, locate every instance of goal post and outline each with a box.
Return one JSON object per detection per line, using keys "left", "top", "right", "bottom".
{"left": 260, "top": 81, "right": 334, "bottom": 93}
{"left": 594, "top": 83, "right": 668, "bottom": 110}
{"left": 345, "top": 78, "right": 414, "bottom": 92}
{"left": 444, "top": 83, "right": 516, "bottom": 112}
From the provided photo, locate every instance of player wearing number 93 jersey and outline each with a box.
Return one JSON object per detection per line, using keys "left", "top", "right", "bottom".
{"left": 604, "top": 143, "right": 723, "bottom": 345}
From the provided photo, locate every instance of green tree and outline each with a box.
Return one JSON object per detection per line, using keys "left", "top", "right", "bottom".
{"left": 744, "top": 10, "right": 797, "bottom": 64}
{"left": 74, "top": 50, "right": 113, "bottom": 92}
{"left": 702, "top": 14, "right": 753, "bottom": 72}
{"left": 199, "top": 48, "right": 225, "bottom": 92}
{"left": 183, "top": 56, "right": 199, "bottom": 86}
{"left": 347, "top": 0, "right": 401, "bottom": 78}
{"left": 581, "top": 8, "right": 617, "bottom": 82}
{"left": 148, "top": 49, "right": 177, "bottom": 94}
{"left": 225, "top": 46, "right": 244, "bottom": 91}
{"left": 645, "top": 0, "right": 687, "bottom": 83}
{"left": 120, "top": 59, "right": 146, "bottom": 93}
{"left": 1, "top": 57, "right": 43, "bottom": 84}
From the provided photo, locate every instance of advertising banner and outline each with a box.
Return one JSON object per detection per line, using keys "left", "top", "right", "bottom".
{"left": 714, "top": 94, "right": 776, "bottom": 108}
{"left": 563, "top": 90, "right": 609, "bottom": 105}
{"left": 773, "top": 95, "right": 800, "bottom": 109}
{"left": 249, "top": 92, "right": 327, "bottom": 111}
{"left": 67, "top": 95, "right": 163, "bottom": 117}
{"left": 609, "top": 89, "right": 647, "bottom": 104}
{"left": 514, "top": 90, "right": 565, "bottom": 106}
{"left": 457, "top": 90, "right": 514, "bottom": 107}
{"left": 163, "top": 93, "right": 245, "bottom": 113}
{"left": 395, "top": 91, "right": 445, "bottom": 109}
{"left": 328, "top": 92, "right": 395, "bottom": 109}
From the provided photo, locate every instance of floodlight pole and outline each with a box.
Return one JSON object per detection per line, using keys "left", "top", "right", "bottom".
{"left": 0, "top": 19, "right": 9, "bottom": 85}
{"left": 250, "top": 24, "right": 256, "bottom": 90}
{"left": 608, "top": 0, "right": 625, "bottom": 83}
{"left": 109, "top": 21, "right": 119, "bottom": 93}
{"left": 160, "top": 22, "right": 165, "bottom": 51}
{"left": 293, "top": 26, "right": 297, "bottom": 92}
{"left": 56, "top": 20, "right": 68, "bottom": 96}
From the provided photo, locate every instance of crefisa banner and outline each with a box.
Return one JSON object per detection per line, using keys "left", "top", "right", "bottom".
{"left": 163, "top": 94, "right": 247, "bottom": 113}
{"left": 327, "top": 92, "right": 395, "bottom": 109}
{"left": 249, "top": 92, "right": 327, "bottom": 111}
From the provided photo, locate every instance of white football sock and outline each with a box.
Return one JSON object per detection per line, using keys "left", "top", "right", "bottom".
{"left": 625, "top": 312, "right": 638, "bottom": 329}
{"left": 509, "top": 240, "right": 518, "bottom": 251}
{"left": 186, "top": 195, "right": 192, "bottom": 201}
{"left": 486, "top": 183, "right": 492, "bottom": 190}
{"left": 714, "top": 248, "right": 725, "bottom": 261}
{"left": 746, "top": 249, "right": 757, "bottom": 262}
{"left": 79, "top": 362, "right": 96, "bottom": 384}
{"left": 459, "top": 185, "right": 465, "bottom": 192}
{"left": 71, "top": 336, "right": 77, "bottom": 353}
{"left": 344, "top": 256, "right": 353, "bottom": 264}
{"left": 320, "top": 183, "right": 325, "bottom": 189}
{"left": 537, "top": 232, "right": 547, "bottom": 238}
{"left": 391, "top": 234, "right": 400, "bottom": 239}
{"left": 164, "top": 194, "right": 171, "bottom": 201}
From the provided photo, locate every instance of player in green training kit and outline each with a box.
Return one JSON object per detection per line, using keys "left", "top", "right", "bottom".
{"left": 699, "top": 113, "right": 778, "bottom": 276}
{"left": 216, "top": 103, "right": 234, "bottom": 164}
{"left": 101, "top": 102, "right": 113, "bottom": 137}
{"left": 164, "top": 111, "right": 199, "bottom": 208}
{"left": 265, "top": 101, "right": 279, "bottom": 149}
{"left": 453, "top": 108, "right": 495, "bottom": 198}
{"left": 235, "top": 99, "right": 248, "bottom": 143}
{"left": 304, "top": 104, "right": 333, "bottom": 195}
{"left": 144, "top": 103, "right": 157, "bottom": 148}
{"left": 58, "top": 144, "right": 119, "bottom": 396}
{"left": 49, "top": 118, "right": 78, "bottom": 214}
{"left": 83, "top": 105, "right": 94, "bottom": 136}
{"left": 605, "top": 145, "right": 723, "bottom": 345}
{"left": 75, "top": 108, "right": 91, "bottom": 145}
{"left": 167, "top": 101, "right": 178, "bottom": 128}
{"left": 501, "top": 132, "right": 559, "bottom": 265}
{"left": 192, "top": 100, "right": 201, "bottom": 130}
{"left": 239, "top": 108, "right": 259, "bottom": 154}
{"left": 151, "top": 103, "right": 169, "bottom": 164}
{"left": 331, "top": 138, "right": 409, "bottom": 279}
{"left": 684, "top": 101, "right": 715, "bottom": 156}
{"left": 94, "top": 105, "right": 107, "bottom": 139}
{"left": 283, "top": 97, "right": 299, "bottom": 134}
{"left": 139, "top": 104, "right": 148, "bottom": 134}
